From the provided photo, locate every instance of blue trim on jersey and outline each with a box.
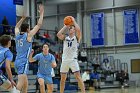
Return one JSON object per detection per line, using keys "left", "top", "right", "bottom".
{"left": 23, "top": 47, "right": 31, "bottom": 74}
{"left": 22, "top": 67, "right": 25, "bottom": 74}
{"left": 26, "top": 47, "right": 31, "bottom": 59}
{"left": 0, "top": 59, "right": 6, "bottom": 67}
{"left": 0, "top": 74, "right": 8, "bottom": 86}
{"left": 23, "top": 62, "right": 29, "bottom": 74}
{"left": 0, "top": 59, "right": 6, "bottom": 68}
{"left": 0, "top": 47, "right": 10, "bottom": 67}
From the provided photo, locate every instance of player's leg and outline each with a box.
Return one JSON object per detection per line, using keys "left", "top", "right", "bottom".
{"left": 60, "top": 73, "right": 67, "bottom": 93}
{"left": 74, "top": 72, "right": 85, "bottom": 93}
{"left": 16, "top": 74, "right": 23, "bottom": 91}
{"left": 46, "top": 84, "right": 53, "bottom": 93}
{"left": 37, "top": 73, "right": 45, "bottom": 93}
{"left": 0, "top": 74, "right": 20, "bottom": 93}
{"left": 0, "top": 75, "right": 12, "bottom": 90}
{"left": 71, "top": 60, "right": 85, "bottom": 93}
{"left": 38, "top": 78, "right": 45, "bottom": 93}
{"left": 21, "top": 75, "right": 28, "bottom": 93}
{"left": 16, "top": 74, "right": 27, "bottom": 93}
{"left": 45, "top": 75, "right": 53, "bottom": 93}
{"left": 60, "top": 62, "right": 69, "bottom": 93}
{"left": 15, "top": 61, "right": 29, "bottom": 93}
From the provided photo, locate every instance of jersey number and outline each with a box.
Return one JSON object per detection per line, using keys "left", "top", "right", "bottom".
{"left": 68, "top": 42, "right": 72, "bottom": 47}
{"left": 18, "top": 39, "right": 23, "bottom": 46}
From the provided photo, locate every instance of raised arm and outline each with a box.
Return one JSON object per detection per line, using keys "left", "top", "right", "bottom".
{"left": 29, "top": 4, "right": 44, "bottom": 37}
{"left": 15, "top": 16, "right": 26, "bottom": 35}
{"left": 57, "top": 25, "right": 67, "bottom": 40}
{"left": 71, "top": 16, "right": 82, "bottom": 43}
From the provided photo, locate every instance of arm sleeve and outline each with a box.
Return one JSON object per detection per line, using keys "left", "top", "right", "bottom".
{"left": 33, "top": 54, "right": 39, "bottom": 61}
{"left": 5, "top": 50, "right": 13, "bottom": 61}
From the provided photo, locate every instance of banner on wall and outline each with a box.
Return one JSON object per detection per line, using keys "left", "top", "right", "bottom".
{"left": 124, "top": 9, "right": 139, "bottom": 44}
{"left": 13, "top": 0, "right": 23, "bottom": 5}
{"left": 0, "top": 0, "right": 16, "bottom": 26}
{"left": 91, "top": 12, "right": 104, "bottom": 46}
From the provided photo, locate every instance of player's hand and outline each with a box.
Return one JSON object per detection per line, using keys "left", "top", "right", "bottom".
{"left": 31, "top": 49, "right": 34, "bottom": 55}
{"left": 38, "top": 4, "right": 44, "bottom": 15}
{"left": 63, "top": 25, "right": 69, "bottom": 30}
{"left": 64, "top": 24, "right": 70, "bottom": 28}
{"left": 22, "top": 15, "right": 26, "bottom": 19}
{"left": 10, "top": 79, "right": 16, "bottom": 88}
{"left": 69, "top": 16, "right": 75, "bottom": 23}
{"left": 21, "top": 11, "right": 27, "bottom": 19}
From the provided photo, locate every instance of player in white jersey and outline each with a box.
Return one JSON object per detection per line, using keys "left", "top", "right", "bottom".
{"left": 57, "top": 16, "right": 85, "bottom": 93}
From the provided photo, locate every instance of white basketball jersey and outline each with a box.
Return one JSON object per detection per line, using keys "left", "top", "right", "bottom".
{"left": 62, "top": 36, "right": 78, "bottom": 61}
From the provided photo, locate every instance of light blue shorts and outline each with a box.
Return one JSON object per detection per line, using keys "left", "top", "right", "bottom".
{"left": 15, "top": 59, "right": 29, "bottom": 75}
{"left": 37, "top": 73, "right": 53, "bottom": 84}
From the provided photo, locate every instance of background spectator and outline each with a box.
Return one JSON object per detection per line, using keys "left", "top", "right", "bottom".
{"left": 90, "top": 70, "right": 100, "bottom": 89}
{"left": 2, "top": 16, "right": 9, "bottom": 35}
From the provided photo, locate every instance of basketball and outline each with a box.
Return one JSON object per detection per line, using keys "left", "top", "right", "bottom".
{"left": 64, "top": 16, "right": 73, "bottom": 26}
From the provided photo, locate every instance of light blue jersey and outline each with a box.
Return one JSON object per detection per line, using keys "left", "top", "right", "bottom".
{"left": 0, "top": 46, "right": 13, "bottom": 68}
{"left": 0, "top": 46, "right": 13, "bottom": 86}
{"left": 15, "top": 33, "right": 32, "bottom": 60}
{"left": 15, "top": 33, "right": 32, "bottom": 74}
{"left": 33, "top": 53, "right": 55, "bottom": 76}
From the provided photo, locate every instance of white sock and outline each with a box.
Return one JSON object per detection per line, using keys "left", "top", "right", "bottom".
{"left": 10, "top": 86, "right": 20, "bottom": 93}
{"left": 16, "top": 89, "right": 20, "bottom": 93}
{"left": 10, "top": 86, "right": 16, "bottom": 93}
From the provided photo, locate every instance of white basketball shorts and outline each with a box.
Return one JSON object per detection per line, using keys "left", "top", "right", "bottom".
{"left": 60, "top": 59, "right": 80, "bottom": 73}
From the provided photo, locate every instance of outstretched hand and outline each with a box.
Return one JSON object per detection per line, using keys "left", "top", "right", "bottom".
{"left": 38, "top": 4, "right": 44, "bottom": 15}
{"left": 22, "top": 15, "right": 26, "bottom": 19}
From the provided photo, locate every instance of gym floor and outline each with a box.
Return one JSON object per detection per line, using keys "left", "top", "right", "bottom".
{"left": 61, "top": 87, "right": 140, "bottom": 93}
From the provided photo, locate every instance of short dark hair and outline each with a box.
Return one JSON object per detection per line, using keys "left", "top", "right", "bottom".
{"left": 0, "top": 35, "right": 11, "bottom": 46}
{"left": 21, "top": 23, "right": 29, "bottom": 32}
{"left": 42, "top": 43, "right": 50, "bottom": 48}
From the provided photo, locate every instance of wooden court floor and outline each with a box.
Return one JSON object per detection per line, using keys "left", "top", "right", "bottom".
{"left": 61, "top": 87, "right": 140, "bottom": 93}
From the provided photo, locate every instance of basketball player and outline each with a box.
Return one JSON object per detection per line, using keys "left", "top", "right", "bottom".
{"left": 29, "top": 43, "right": 57, "bottom": 93}
{"left": 57, "top": 16, "right": 85, "bottom": 93}
{"left": 0, "top": 35, "right": 18, "bottom": 93}
{"left": 14, "top": 4, "right": 44, "bottom": 93}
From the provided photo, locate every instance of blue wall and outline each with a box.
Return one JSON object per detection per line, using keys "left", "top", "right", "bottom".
{"left": 0, "top": 0, "right": 16, "bottom": 26}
